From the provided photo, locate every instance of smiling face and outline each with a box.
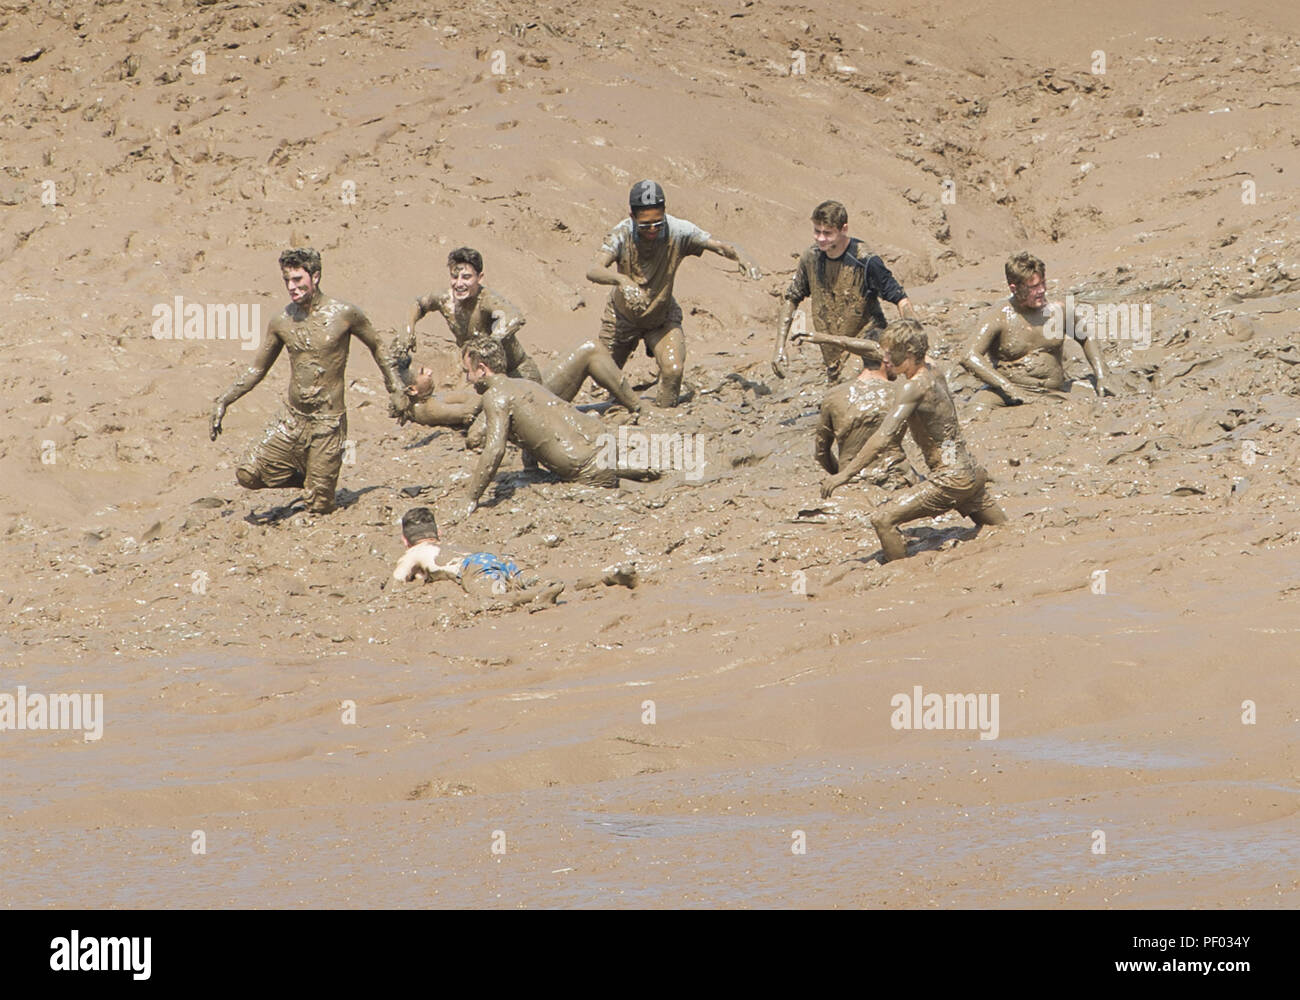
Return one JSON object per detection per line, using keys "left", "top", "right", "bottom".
{"left": 449, "top": 263, "right": 483, "bottom": 302}
{"left": 813, "top": 220, "right": 850, "bottom": 258}
{"left": 282, "top": 266, "right": 319, "bottom": 305}
{"left": 631, "top": 206, "right": 667, "bottom": 243}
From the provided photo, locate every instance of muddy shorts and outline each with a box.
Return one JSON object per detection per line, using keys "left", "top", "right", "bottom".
{"left": 893, "top": 464, "right": 1000, "bottom": 520}
{"left": 239, "top": 407, "right": 346, "bottom": 512}
{"left": 461, "top": 552, "right": 523, "bottom": 583}
{"left": 599, "top": 296, "right": 684, "bottom": 366}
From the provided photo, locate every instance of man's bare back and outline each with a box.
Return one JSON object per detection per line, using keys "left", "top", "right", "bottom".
{"left": 815, "top": 372, "right": 913, "bottom": 486}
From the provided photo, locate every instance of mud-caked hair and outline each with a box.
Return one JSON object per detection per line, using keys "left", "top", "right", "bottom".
{"left": 881, "top": 318, "right": 928, "bottom": 364}
{"left": 1004, "top": 251, "right": 1045, "bottom": 288}
{"left": 447, "top": 247, "right": 483, "bottom": 274}
{"left": 279, "top": 247, "right": 322, "bottom": 279}
{"left": 463, "top": 336, "right": 507, "bottom": 374}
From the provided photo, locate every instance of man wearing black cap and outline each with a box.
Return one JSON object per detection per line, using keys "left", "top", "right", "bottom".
{"left": 586, "top": 180, "right": 761, "bottom": 407}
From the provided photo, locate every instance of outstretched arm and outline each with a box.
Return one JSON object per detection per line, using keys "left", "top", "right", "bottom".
{"left": 703, "top": 237, "right": 761, "bottom": 279}
{"left": 960, "top": 312, "right": 1023, "bottom": 404}
{"left": 821, "top": 381, "right": 919, "bottom": 497}
{"left": 795, "top": 330, "right": 883, "bottom": 364}
{"left": 210, "top": 325, "right": 282, "bottom": 440}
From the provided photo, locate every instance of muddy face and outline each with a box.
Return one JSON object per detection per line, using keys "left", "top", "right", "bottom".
{"left": 1011, "top": 272, "right": 1047, "bottom": 311}
{"left": 631, "top": 206, "right": 667, "bottom": 244}
{"left": 449, "top": 264, "right": 483, "bottom": 303}
{"left": 282, "top": 266, "right": 318, "bottom": 306}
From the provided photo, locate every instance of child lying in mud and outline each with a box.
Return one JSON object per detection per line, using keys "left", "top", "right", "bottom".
{"left": 390, "top": 506, "right": 637, "bottom": 610}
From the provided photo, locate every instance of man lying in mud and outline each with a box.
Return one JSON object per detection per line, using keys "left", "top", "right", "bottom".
{"left": 821, "top": 319, "right": 1007, "bottom": 562}
{"left": 391, "top": 506, "right": 637, "bottom": 609}
{"left": 209, "top": 247, "right": 410, "bottom": 514}
{"left": 587, "top": 179, "right": 762, "bottom": 407}
{"left": 960, "top": 251, "right": 1113, "bottom": 407}
{"left": 447, "top": 338, "right": 661, "bottom": 517}
{"left": 400, "top": 336, "right": 643, "bottom": 448}
{"left": 772, "top": 199, "right": 915, "bottom": 383}
{"left": 795, "top": 329, "right": 916, "bottom": 489}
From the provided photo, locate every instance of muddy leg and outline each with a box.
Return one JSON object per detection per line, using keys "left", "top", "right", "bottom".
{"left": 646, "top": 325, "right": 686, "bottom": 408}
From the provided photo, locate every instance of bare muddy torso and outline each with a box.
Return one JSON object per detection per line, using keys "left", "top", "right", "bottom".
{"left": 905, "top": 366, "right": 977, "bottom": 476}
{"left": 273, "top": 297, "right": 360, "bottom": 413}
{"left": 980, "top": 298, "right": 1069, "bottom": 390}
{"left": 484, "top": 377, "right": 604, "bottom": 478}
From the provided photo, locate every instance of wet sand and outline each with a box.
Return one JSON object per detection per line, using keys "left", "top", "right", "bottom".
{"left": 1, "top": 0, "right": 1298, "bottom": 908}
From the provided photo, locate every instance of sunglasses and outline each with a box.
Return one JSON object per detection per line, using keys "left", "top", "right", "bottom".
{"left": 635, "top": 220, "right": 666, "bottom": 232}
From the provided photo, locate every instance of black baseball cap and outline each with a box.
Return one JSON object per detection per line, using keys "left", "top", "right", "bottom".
{"left": 629, "top": 180, "right": 665, "bottom": 210}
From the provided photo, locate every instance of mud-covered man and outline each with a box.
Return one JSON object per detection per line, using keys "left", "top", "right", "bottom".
{"left": 452, "top": 337, "right": 659, "bottom": 517}
{"left": 773, "top": 200, "right": 914, "bottom": 383}
{"left": 960, "top": 251, "right": 1112, "bottom": 407}
{"left": 802, "top": 332, "right": 916, "bottom": 489}
{"left": 821, "top": 319, "right": 1007, "bottom": 562}
{"left": 587, "top": 180, "right": 762, "bottom": 408}
{"left": 209, "top": 247, "right": 409, "bottom": 514}
{"left": 391, "top": 246, "right": 542, "bottom": 383}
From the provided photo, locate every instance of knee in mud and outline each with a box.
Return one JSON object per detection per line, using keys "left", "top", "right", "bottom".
{"left": 236, "top": 467, "right": 263, "bottom": 490}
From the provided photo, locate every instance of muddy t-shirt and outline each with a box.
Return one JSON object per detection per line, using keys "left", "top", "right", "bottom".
{"left": 417, "top": 287, "right": 528, "bottom": 370}
{"left": 601, "top": 214, "right": 712, "bottom": 328}
{"left": 784, "top": 239, "right": 905, "bottom": 339}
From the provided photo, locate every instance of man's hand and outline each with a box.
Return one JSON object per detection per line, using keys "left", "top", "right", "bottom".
{"left": 771, "top": 351, "right": 787, "bottom": 379}
{"left": 820, "top": 473, "right": 847, "bottom": 499}
{"left": 1001, "top": 386, "right": 1025, "bottom": 406}
{"left": 790, "top": 329, "right": 815, "bottom": 346}
{"left": 739, "top": 259, "right": 762, "bottom": 280}
{"left": 442, "top": 497, "right": 477, "bottom": 526}
{"left": 209, "top": 401, "right": 226, "bottom": 441}
{"left": 389, "top": 390, "right": 412, "bottom": 424}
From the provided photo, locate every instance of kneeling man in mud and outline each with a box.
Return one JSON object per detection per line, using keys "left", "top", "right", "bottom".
{"left": 452, "top": 337, "right": 659, "bottom": 516}
{"left": 961, "top": 251, "right": 1113, "bottom": 407}
{"left": 821, "top": 319, "right": 1007, "bottom": 562}
{"left": 209, "top": 247, "right": 409, "bottom": 514}
{"left": 391, "top": 506, "right": 637, "bottom": 609}
{"left": 796, "top": 329, "right": 916, "bottom": 489}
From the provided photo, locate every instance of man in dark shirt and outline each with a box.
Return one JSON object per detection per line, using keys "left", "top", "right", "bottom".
{"left": 772, "top": 200, "right": 915, "bottom": 383}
